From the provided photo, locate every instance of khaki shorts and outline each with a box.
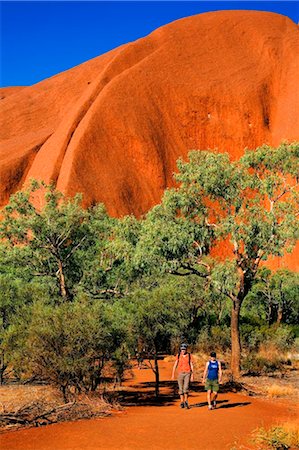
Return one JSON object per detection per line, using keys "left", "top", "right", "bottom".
{"left": 178, "top": 372, "right": 191, "bottom": 395}
{"left": 205, "top": 379, "right": 219, "bottom": 392}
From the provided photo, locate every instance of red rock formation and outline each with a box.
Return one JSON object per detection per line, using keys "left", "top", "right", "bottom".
{"left": 0, "top": 87, "right": 25, "bottom": 99}
{"left": 1, "top": 11, "right": 298, "bottom": 269}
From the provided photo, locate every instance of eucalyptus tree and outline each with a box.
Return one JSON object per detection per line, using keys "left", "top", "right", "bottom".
{"left": 135, "top": 143, "right": 299, "bottom": 378}
{"left": 0, "top": 181, "right": 122, "bottom": 300}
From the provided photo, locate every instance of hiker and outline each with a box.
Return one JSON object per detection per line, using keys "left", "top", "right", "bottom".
{"left": 202, "top": 351, "right": 222, "bottom": 410}
{"left": 171, "top": 343, "right": 194, "bottom": 409}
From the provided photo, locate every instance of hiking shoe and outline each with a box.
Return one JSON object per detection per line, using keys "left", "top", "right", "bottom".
{"left": 212, "top": 400, "right": 216, "bottom": 409}
{"left": 208, "top": 405, "right": 213, "bottom": 410}
{"left": 185, "top": 401, "right": 190, "bottom": 409}
{"left": 180, "top": 402, "right": 185, "bottom": 409}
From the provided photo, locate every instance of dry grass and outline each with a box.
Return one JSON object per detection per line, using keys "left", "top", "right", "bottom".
{"left": 257, "top": 345, "right": 290, "bottom": 369}
{"left": 0, "top": 384, "right": 62, "bottom": 414}
{"left": 163, "top": 355, "right": 176, "bottom": 363}
{"left": 252, "top": 421, "right": 299, "bottom": 449}
{"left": 258, "top": 344, "right": 283, "bottom": 360}
{"left": 0, "top": 384, "right": 114, "bottom": 431}
{"left": 267, "top": 384, "right": 297, "bottom": 398}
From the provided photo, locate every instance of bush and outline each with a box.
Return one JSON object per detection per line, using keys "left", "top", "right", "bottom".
{"left": 241, "top": 324, "right": 264, "bottom": 351}
{"left": 196, "top": 325, "right": 231, "bottom": 353}
{"left": 241, "top": 324, "right": 296, "bottom": 353}
{"left": 6, "top": 298, "right": 127, "bottom": 400}
{"left": 267, "top": 326, "right": 295, "bottom": 352}
{"left": 111, "top": 344, "right": 131, "bottom": 386}
{"left": 252, "top": 423, "right": 299, "bottom": 449}
{"left": 242, "top": 354, "right": 284, "bottom": 375}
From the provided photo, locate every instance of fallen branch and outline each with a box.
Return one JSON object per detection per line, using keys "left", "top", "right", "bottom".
{"left": 0, "top": 401, "right": 75, "bottom": 429}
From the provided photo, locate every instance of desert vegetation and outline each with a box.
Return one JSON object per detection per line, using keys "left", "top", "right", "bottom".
{"left": 0, "top": 143, "right": 298, "bottom": 429}
{"left": 252, "top": 422, "right": 299, "bottom": 449}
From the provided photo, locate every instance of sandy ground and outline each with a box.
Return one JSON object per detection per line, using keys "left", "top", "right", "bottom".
{"left": 1, "top": 360, "right": 298, "bottom": 450}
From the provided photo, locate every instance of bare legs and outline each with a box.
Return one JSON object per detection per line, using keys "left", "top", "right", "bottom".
{"left": 207, "top": 389, "right": 212, "bottom": 407}
{"left": 207, "top": 390, "right": 218, "bottom": 409}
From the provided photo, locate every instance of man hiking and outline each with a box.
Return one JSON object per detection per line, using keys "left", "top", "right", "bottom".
{"left": 171, "top": 343, "right": 194, "bottom": 409}
{"left": 202, "top": 351, "right": 222, "bottom": 410}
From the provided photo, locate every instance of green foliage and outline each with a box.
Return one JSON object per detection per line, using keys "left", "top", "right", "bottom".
{"left": 124, "top": 285, "right": 187, "bottom": 354}
{"left": 133, "top": 143, "right": 299, "bottom": 313}
{"left": 6, "top": 297, "right": 126, "bottom": 397}
{"left": 0, "top": 143, "right": 298, "bottom": 388}
{"left": 246, "top": 268, "right": 299, "bottom": 325}
{"left": 127, "top": 275, "right": 217, "bottom": 351}
{"left": 111, "top": 344, "right": 131, "bottom": 385}
{"left": 196, "top": 325, "right": 231, "bottom": 353}
{"left": 253, "top": 424, "right": 299, "bottom": 449}
{"left": 0, "top": 276, "right": 51, "bottom": 382}
{"left": 242, "top": 354, "right": 284, "bottom": 375}
{"left": 241, "top": 324, "right": 295, "bottom": 352}
{"left": 0, "top": 181, "right": 135, "bottom": 300}
{"left": 133, "top": 143, "right": 299, "bottom": 376}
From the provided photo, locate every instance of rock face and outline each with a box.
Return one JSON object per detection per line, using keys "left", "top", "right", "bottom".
{"left": 1, "top": 11, "right": 299, "bottom": 269}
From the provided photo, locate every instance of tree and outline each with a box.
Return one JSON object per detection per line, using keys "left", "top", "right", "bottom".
{"left": 0, "top": 181, "right": 125, "bottom": 300}
{"left": 123, "top": 283, "right": 191, "bottom": 397}
{"left": 135, "top": 143, "right": 299, "bottom": 378}
{"left": 247, "top": 268, "right": 299, "bottom": 325}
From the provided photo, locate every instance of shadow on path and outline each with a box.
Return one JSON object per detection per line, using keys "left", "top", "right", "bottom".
{"left": 190, "top": 400, "right": 229, "bottom": 409}
{"left": 118, "top": 386, "right": 176, "bottom": 407}
{"left": 217, "top": 402, "right": 251, "bottom": 409}
{"left": 118, "top": 378, "right": 251, "bottom": 409}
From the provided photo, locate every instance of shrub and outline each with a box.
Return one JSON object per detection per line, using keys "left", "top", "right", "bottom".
{"left": 293, "top": 337, "right": 299, "bottom": 353}
{"left": 240, "top": 324, "right": 296, "bottom": 353}
{"left": 196, "top": 325, "right": 231, "bottom": 353}
{"left": 266, "top": 326, "right": 296, "bottom": 352}
{"left": 241, "top": 324, "right": 264, "bottom": 351}
{"left": 111, "top": 344, "right": 131, "bottom": 386}
{"left": 242, "top": 354, "right": 284, "bottom": 375}
{"left": 252, "top": 423, "right": 299, "bottom": 449}
{"left": 6, "top": 298, "right": 127, "bottom": 400}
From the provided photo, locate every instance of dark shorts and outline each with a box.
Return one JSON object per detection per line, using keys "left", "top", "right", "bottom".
{"left": 205, "top": 379, "right": 219, "bottom": 392}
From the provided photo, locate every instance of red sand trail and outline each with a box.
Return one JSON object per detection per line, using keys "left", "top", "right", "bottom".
{"left": 1, "top": 361, "right": 297, "bottom": 450}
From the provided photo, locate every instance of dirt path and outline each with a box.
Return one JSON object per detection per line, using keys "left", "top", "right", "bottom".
{"left": 1, "top": 361, "right": 297, "bottom": 450}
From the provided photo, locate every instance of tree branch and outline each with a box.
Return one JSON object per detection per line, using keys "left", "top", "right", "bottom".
{"left": 64, "top": 236, "right": 86, "bottom": 261}
{"left": 272, "top": 181, "right": 298, "bottom": 205}
{"left": 181, "top": 263, "right": 210, "bottom": 277}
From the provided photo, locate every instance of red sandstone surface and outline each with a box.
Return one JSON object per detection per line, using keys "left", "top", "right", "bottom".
{"left": 1, "top": 11, "right": 298, "bottom": 268}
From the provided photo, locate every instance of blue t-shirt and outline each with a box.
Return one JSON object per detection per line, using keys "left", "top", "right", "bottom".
{"left": 207, "top": 360, "right": 219, "bottom": 380}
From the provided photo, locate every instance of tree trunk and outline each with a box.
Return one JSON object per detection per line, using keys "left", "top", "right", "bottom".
{"left": 0, "top": 351, "right": 6, "bottom": 385}
{"left": 154, "top": 354, "right": 159, "bottom": 397}
{"left": 231, "top": 299, "right": 242, "bottom": 380}
{"left": 58, "top": 260, "right": 68, "bottom": 299}
{"left": 276, "top": 307, "right": 283, "bottom": 325}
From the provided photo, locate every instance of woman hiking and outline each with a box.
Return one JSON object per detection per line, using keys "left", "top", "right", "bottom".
{"left": 171, "top": 343, "right": 194, "bottom": 409}
{"left": 202, "top": 351, "right": 222, "bottom": 410}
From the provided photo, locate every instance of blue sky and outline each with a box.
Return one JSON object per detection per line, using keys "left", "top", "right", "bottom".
{"left": 1, "top": 1, "right": 298, "bottom": 87}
